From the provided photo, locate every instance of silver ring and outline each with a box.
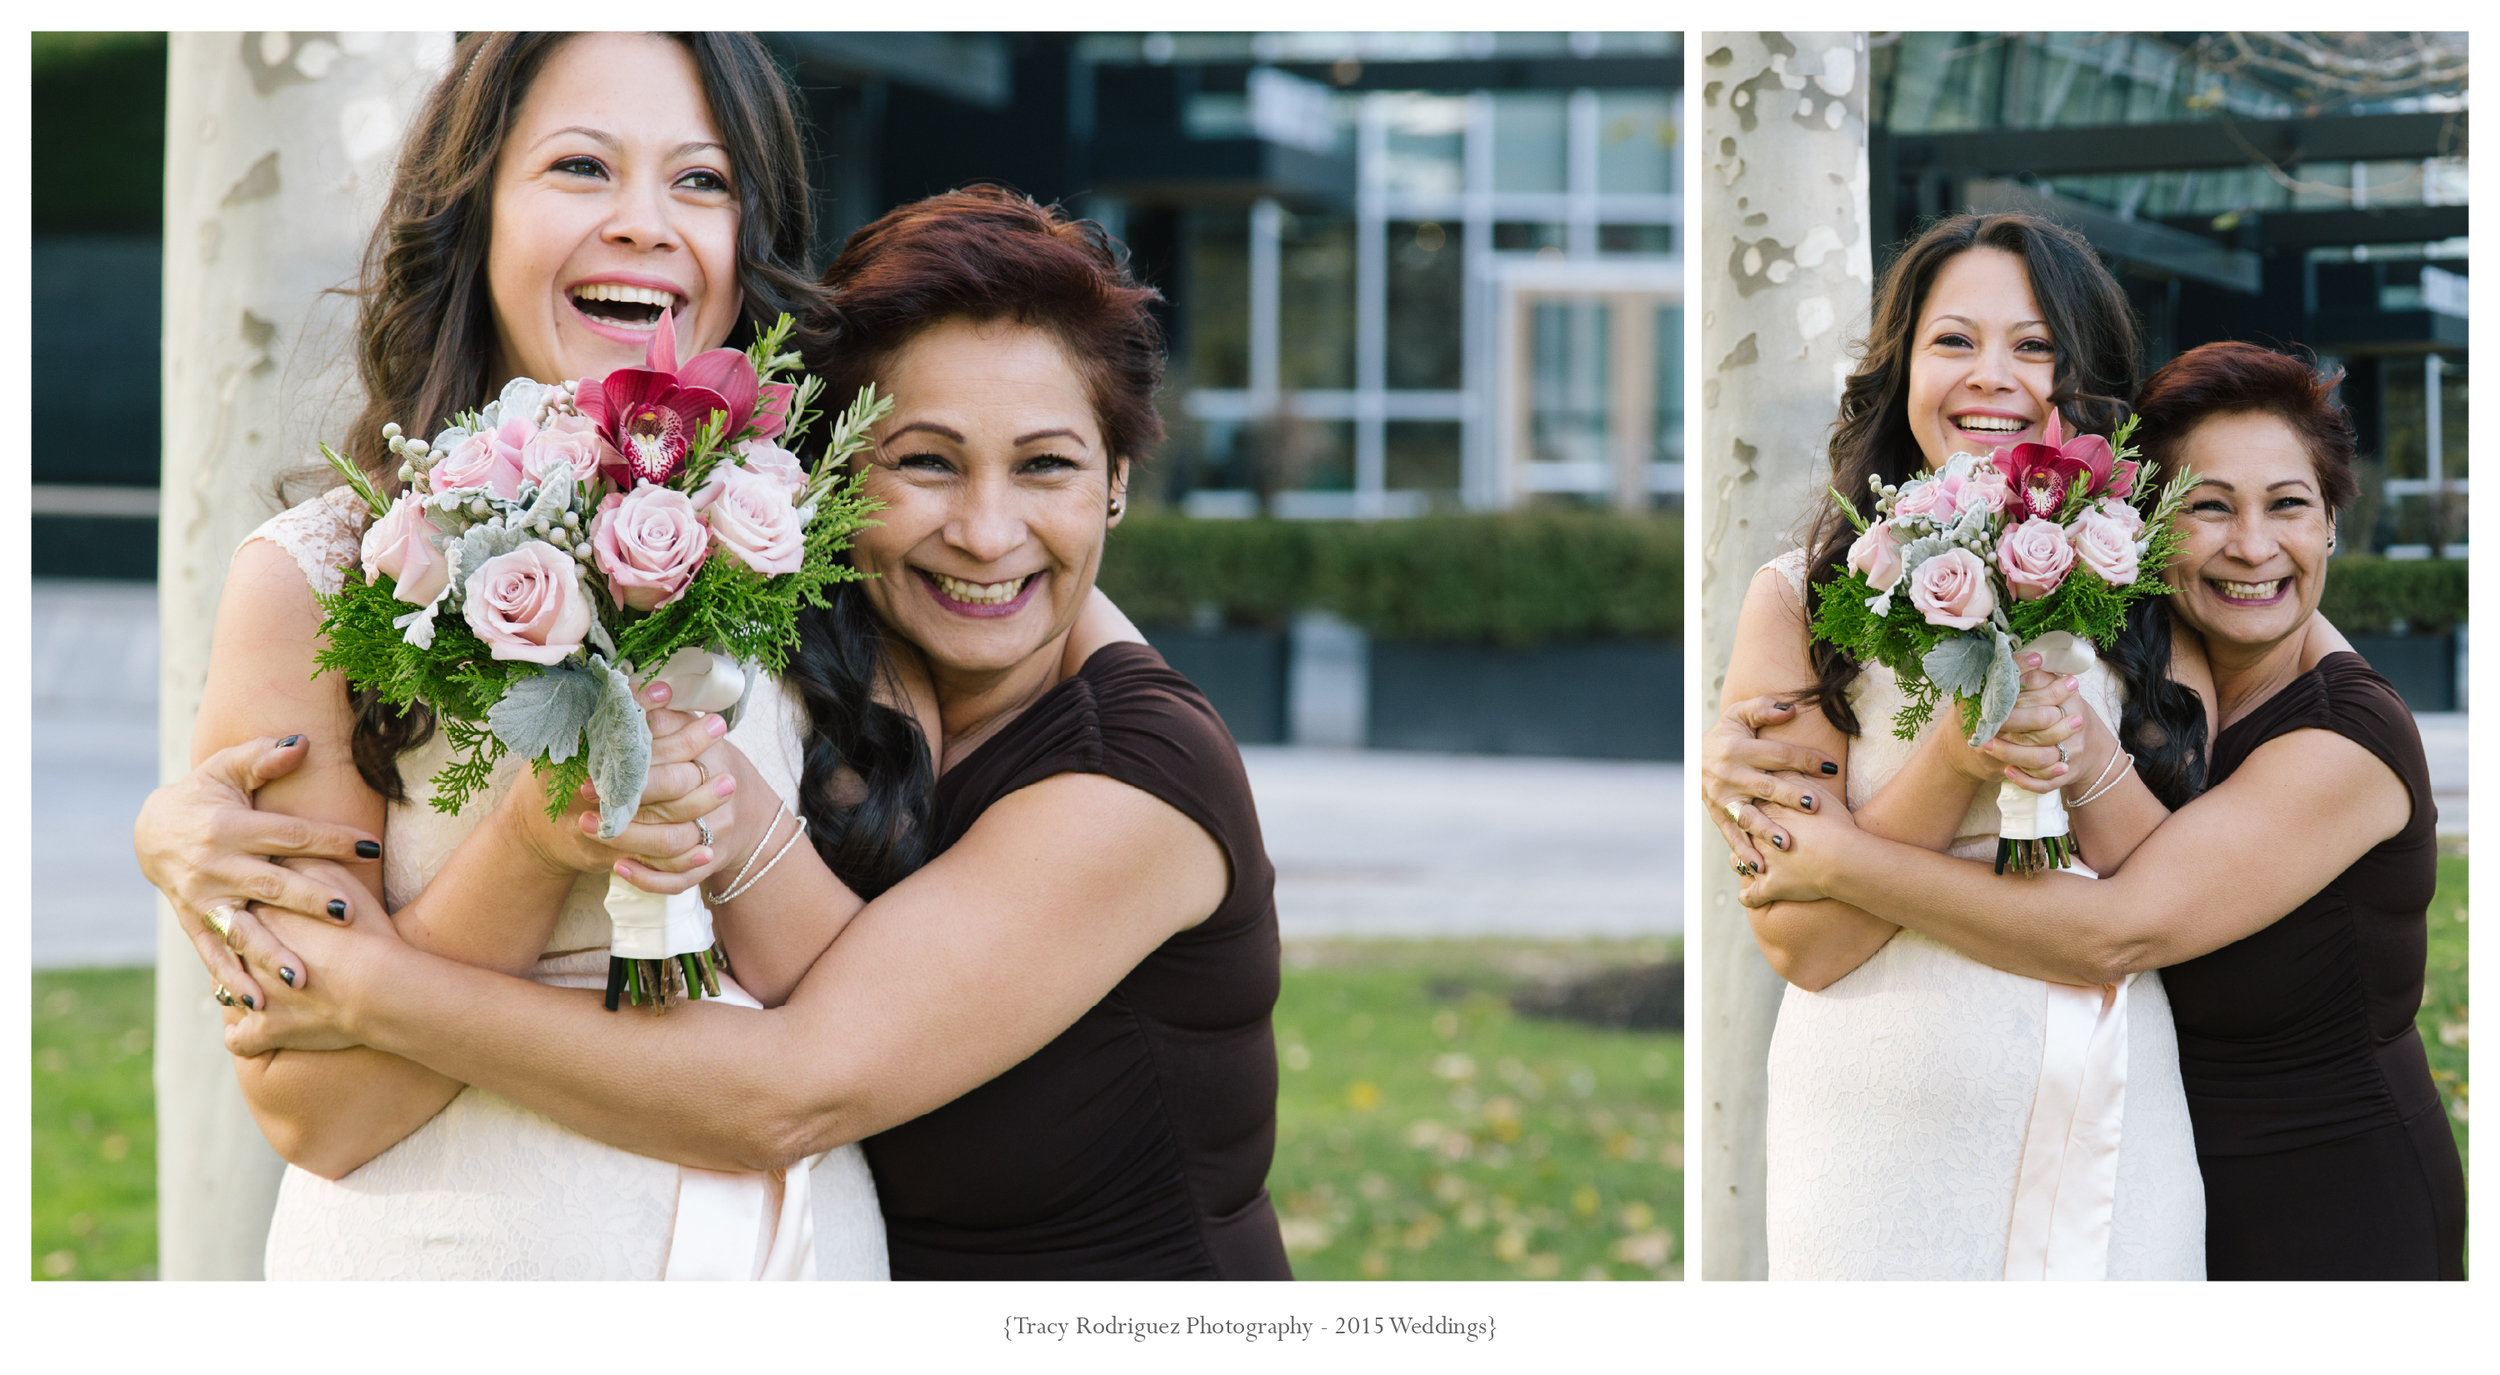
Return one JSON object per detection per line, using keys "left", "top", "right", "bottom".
{"left": 2057, "top": 741, "right": 2072, "bottom": 765}
{"left": 695, "top": 816, "right": 715, "bottom": 848}
{"left": 213, "top": 984, "right": 235, "bottom": 1008}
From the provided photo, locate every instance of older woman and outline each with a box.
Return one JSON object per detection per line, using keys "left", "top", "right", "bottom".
{"left": 1740, "top": 341, "right": 2466, "bottom": 1279}
{"left": 148, "top": 185, "right": 1289, "bottom": 1280}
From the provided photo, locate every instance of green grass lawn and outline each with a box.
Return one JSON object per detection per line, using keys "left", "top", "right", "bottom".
{"left": 31, "top": 967, "right": 158, "bottom": 1280}
{"left": 2420, "top": 849, "right": 2469, "bottom": 1174}
{"left": 1267, "top": 939, "right": 1682, "bottom": 1280}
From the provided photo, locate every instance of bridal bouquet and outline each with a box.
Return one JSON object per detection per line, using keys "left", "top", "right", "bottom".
{"left": 1810, "top": 413, "right": 2193, "bottom": 874}
{"left": 313, "top": 312, "right": 889, "bottom": 1005}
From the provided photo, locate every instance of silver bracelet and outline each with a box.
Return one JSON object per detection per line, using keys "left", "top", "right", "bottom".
{"left": 2071, "top": 751, "right": 2137, "bottom": 807}
{"left": 2065, "top": 743, "right": 2127, "bottom": 805}
{"left": 710, "top": 813, "right": 809, "bottom": 903}
{"left": 705, "top": 798, "right": 787, "bottom": 902}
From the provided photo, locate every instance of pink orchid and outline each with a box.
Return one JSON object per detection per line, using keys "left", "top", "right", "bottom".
{"left": 1995, "top": 411, "right": 2122, "bottom": 521}
{"left": 575, "top": 311, "right": 790, "bottom": 486}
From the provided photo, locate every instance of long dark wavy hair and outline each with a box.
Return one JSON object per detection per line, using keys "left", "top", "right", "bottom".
{"left": 788, "top": 185, "right": 1167, "bottom": 900}
{"left": 339, "top": 31, "right": 820, "bottom": 799}
{"left": 1800, "top": 212, "right": 2207, "bottom": 806}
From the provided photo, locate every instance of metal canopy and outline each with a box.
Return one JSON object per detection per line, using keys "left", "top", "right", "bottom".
{"left": 1964, "top": 179, "right": 2262, "bottom": 293}
{"left": 1888, "top": 110, "right": 2463, "bottom": 180}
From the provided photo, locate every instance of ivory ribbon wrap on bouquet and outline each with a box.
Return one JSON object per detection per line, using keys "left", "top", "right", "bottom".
{"left": 653, "top": 974, "right": 817, "bottom": 1279}
{"left": 604, "top": 648, "right": 755, "bottom": 962}
{"left": 2004, "top": 973, "right": 2134, "bottom": 1280}
{"left": 1993, "top": 631, "right": 2101, "bottom": 847}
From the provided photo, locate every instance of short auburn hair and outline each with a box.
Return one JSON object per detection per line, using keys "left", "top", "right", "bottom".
{"left": 804, "top": 184, "right": 1166, "bottom": 466}
{"left": 2133, "top": 341, "right": 2359, "bottom": 512}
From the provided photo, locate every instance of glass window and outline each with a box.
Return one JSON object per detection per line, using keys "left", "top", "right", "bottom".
{"left": 1380, "top": 93, "right": 1466, "bottom": 197}
{"left": 1492, "top": 91, "right": 1567, "bottom": 194}
{"left": 2385, "top": 353, "right": 2470, "bottom": 483}
{"left": 1387, "top": 219, "right": 1463, "bottom": 390}
{"left": 1246, "top": 416, "right": 1354, "bottom": 492}
{"left": 1278, "top": 210, "right": 1355, "bottom": 390}
{"left": 1654, "top": 304, "right": 1683, "bottom": 464}
{"left": 1493, "top": 221, "right": 1566, "bottom": 253}
{"left": 1598, "top": 224, "right": 1674, "bottom": 255}
{"left": 1529, "top": 300, "right": 1610, "bottom": 465}
{"left": 1183, "top": 206, "right": 1249, "bottom": 389}
{"left": 1385, "top": 421, "right": 1463, "bottom": 494}
{"left": 1595, "top": 90, "right": 1675, "bottom": 195}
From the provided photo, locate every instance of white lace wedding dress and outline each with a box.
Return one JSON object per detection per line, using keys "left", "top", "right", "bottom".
{"left": 248, "top": 487, "right": 888, "bottom": 1279}
{"left": 1759, "top": 549, "right": 2203, "bottom": 1280}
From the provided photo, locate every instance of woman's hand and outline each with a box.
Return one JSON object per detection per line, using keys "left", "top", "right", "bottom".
{"left": 224, "top": 867, "right": 407, "bottom": 1056}
{"left": 1701, "top": 697, "right": 1842, "bottom": 871}
{"left": 1928, "top": 655, "right": 2086, "bottom": 794}
{"left": 135, "top": 734, "right": 380, "bottom": 1012}
{"left": 1738, "top": 781, "right": 1855, "bottom": 907}
{"left": 500, "top": 682, "right": 744, "bottom": 893}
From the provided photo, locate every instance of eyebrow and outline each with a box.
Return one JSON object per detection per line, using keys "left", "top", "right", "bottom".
{"left": 2192, "top": 478, "right": 2316, "bottom": 493}
{"left": 531, "top": 127, "right": 728, "bottom": 161}
{"left": 884, "top": 422, "right": 1092, "bottom": 449}
{"left": 1931, "top": 314, "right": 2049, "bottom": 331}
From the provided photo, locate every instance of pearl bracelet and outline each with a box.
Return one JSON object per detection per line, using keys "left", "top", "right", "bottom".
{"left": 710, "top": 811, "right": 810, "bottom": 903}
{"left": 706, "top": 798, "right": 787, "bottom": 902}
{"left": 2071, "top": 751, "right": 2137, "bottom": 807}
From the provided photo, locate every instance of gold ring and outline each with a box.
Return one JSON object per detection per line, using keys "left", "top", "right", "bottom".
{"left": 203, "top": 904, "right": 240, "bottom": 946}
{"left": 1725, "top": 800, "right": 1745, "bottom": 825}
{"left": 694, "top": 758, "right": 713, "bottom": 785}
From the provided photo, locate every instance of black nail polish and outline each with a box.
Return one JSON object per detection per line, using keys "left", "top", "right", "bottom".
{"left": 240, "top": 993, "right": 256, "bottom": 1011}
{"left": 279, "top": 734, "right": 303, "bottom": 748}
{"left": 1771, "top": 834, "right": 1788, "bottom": 851}
{"left": 356, "top": 840, "right": 382, "bottom": 860}
{"left": 327, "top": 899, "right": 348, "bottom": 920}
{"left": 280, "top": 968, "right": 297, "bottom": 987}
{"left": 1820, "top": 762, "right": 1839, "bottom": 776}
{"left": 1799, "top": 795, "right": 1816, "bottom": 811}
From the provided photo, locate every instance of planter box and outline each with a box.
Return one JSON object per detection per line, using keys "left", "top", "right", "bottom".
{"left": 2345, "top": 632, "right": 2457, "bottom": 713}
{"left": 1141, "top": 627, "right": 1290, "bottom": 745}
{"left": 1367, "top": 640, "right": 1682, "bottom": 761}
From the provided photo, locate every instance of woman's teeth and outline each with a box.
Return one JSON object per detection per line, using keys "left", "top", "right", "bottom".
{"left": 1953, "top": 415, "right": 2027, "bottom": 434}
{"left": 570, "top": 283, "right": 676, "bottom": 325}
{"left": 2213, "top": 578, "right": 2284, "bottom": 601}
{"left": 933, "top": 571, "right": 1030, "bottom": 605}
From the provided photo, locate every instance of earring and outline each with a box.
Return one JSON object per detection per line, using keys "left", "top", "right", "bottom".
{"left": 1108, "top": 497, "right": 1125, "bottom": 518}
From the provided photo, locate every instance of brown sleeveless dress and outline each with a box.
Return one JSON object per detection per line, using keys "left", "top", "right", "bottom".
{"left": 2161, "top": 652, "right": 2465, "bottom": 1279}
{"left": 858, "top": 642, "right": 1292, "bottom": 1278}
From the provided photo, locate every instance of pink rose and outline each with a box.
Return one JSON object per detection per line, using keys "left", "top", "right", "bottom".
{"left": 430, "top": 416, "right": 531, "bottom": 499}
{"left": 1909, "top": 547, "right": 1996, "bottom": 630}
{"left": 360, "top": 492, "right": 449, "bottom": 606}
{"left": 1891, "top": 477, "right": 1952, "bottom": 521}
{"left": 1994, "top": 516, "right": 2076, "bottom": 602}
{"left": 1956, "top": 465, "right": 2011, "bottom": 517}
{"left": 726, "top": 438, "right": 806, "bottom": 498}
{"left": 703, "top": 465, "right": 807, "bottom": 576}
{"left": 2094, "top": 496, "right": 2145, "bottom": 539}
{"left": 2069, "top": 508, "right": 2141, "bottom": 587}
{"left": 462, "top": 541, "right": 592, "bottom": 664}
{"left": 520, "top": 412, "right": 617, "bottom": 489}
{"left": 591, "top": 485, "right": 710, "bottom": 610}
{"left": 1847, "top": 520, "right": 1906, "bottom": 593}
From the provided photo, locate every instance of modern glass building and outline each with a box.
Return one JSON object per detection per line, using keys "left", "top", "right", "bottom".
{"left": 772, "top": 31, "right": 1683, "bottom": 518}
{"left": 1862, "top": 31, "right": 2468, "bottom": 555}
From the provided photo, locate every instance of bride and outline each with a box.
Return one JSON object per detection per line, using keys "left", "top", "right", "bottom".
{"left": 141, "top": 31, "right": 886, "bottom": 1278}
{"left": 1714, "top": 212, "right": 2205, "bottom": 1280}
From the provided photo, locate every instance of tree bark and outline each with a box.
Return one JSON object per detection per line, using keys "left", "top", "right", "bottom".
{"left": 156, "top": 30, "right": 450, "bottom": 1280}
{"left": 1694, "top": 31, "right": 1872, "bottom": 1281}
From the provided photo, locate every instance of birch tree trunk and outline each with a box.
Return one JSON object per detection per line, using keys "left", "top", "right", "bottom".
{"left": 1694, "top": 31, "right": 1872, "bottom": 1281}
{"left": 156, "top": 30, "right": 449, "bottom": 1280}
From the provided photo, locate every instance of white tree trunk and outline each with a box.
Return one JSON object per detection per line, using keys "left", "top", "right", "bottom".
{"left": 156, "top": 29, "right": 450, "bottom": 1280}
{"left": 1694, "top": 31, "right": 1872, "bottom": 1281}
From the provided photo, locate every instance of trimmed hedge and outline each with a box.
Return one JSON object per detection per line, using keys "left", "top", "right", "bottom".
{"left": 2318, "top": 556, "right": 2469, "bottom": 635}
{"left": 1099, "top": 512, "right": 1682, "bottom": 646}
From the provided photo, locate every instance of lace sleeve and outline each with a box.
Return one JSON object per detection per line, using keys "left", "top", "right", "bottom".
{"left": 241, "top": 485, "right": 371, "bottom": 597}
{"left": 1763, "top": 547, "right": 1812, "bottom": 604}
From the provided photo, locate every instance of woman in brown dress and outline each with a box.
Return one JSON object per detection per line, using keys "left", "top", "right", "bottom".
{"left": 1736, "top": 341, "right": 2465, "bottom": 1279}
{"left": 143, "top": 186, "right": 1291, "bottom": 1279}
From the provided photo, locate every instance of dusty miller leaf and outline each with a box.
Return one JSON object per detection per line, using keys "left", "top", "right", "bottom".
{"left": 486, "top": 664, "right": 601, "bottom": 764}
{"left": 1970, "top": 629, "right": 2023, "bottom": 745}
{"left": 1921, "top": 632, "right": 1995, "bottom": 701}
{"left": 583, "top": 655, "right": 651, "bottom": 840}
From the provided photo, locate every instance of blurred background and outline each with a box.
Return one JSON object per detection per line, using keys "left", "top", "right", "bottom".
{"left": 1695, "top": 30, "right": 2466, "bottom": 1279}
{"left": 31, "top": 31, "right": 1680, "bottom": 1282}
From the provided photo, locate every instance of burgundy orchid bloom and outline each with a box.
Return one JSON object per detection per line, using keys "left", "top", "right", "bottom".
{"left": 576, "top": 312, "right": 780, "bottom": 485}
{"left": 1994, "top": 411, "right": 2122, "bottom": 521}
